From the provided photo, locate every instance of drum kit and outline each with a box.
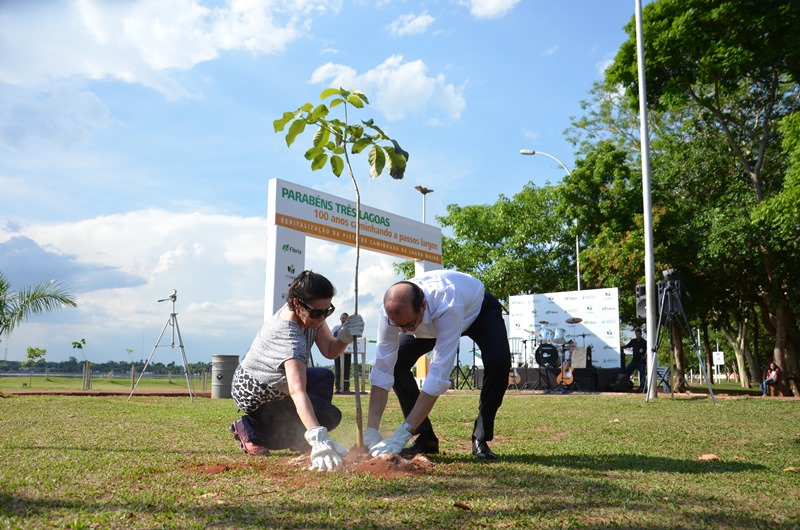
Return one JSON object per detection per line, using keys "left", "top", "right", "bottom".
{"left": 511, "top": 316, "right": 591, "bottom": 391}
{"left": 526, "top": 317, "right": 586, "bottom": 366}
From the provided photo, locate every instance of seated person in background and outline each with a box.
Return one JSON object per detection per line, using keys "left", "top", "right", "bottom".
{"left": 760, "top": 361, "right": 781, "bottom": 396}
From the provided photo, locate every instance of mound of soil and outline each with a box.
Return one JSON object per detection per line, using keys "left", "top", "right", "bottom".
{"left": 190, "top": 450, "right": 436, "bottom": 480}
{"left": 291, "top": 450, "right": 436, "bottom": 479}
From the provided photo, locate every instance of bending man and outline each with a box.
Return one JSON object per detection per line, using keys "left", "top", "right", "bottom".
{"left": 365, "top": 270, "right": 511, "bottom": 460}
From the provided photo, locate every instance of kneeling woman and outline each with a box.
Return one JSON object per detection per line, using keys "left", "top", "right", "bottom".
{"left": 230, "top": 270, "right": 364, "bottom": 471}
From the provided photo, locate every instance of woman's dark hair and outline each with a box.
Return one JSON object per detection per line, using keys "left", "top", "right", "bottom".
{"left": 287, "top": 270, "right": 335, "bottom": 312}
{"left": 395, "top": 281, "right": 425, "bottom": 312}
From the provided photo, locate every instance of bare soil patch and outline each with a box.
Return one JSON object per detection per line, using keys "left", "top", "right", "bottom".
{"left": 188, "top": 450, "right": 436, "bottom": 480}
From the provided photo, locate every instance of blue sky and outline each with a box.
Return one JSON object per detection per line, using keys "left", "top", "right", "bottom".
{"left": 0, "top": 0, "right": 648, "bottom": 365}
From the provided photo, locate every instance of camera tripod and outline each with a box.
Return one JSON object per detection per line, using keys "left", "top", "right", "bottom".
{"left": 128, "top": 289, "right": 194, "bottom": 401}
{"left": 648, "top": 272, "right": 716, "bottom": 405}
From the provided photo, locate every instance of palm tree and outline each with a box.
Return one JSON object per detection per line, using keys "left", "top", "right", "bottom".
{"left": 0, "top": 272, "right": 78, "bottom": 344}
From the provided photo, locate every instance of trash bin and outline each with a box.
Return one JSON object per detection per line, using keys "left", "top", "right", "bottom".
{"left": 211, "top": 354, "right": 239, "bottom": 399}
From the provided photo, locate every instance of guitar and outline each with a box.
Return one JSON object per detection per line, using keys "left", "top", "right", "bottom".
{"left": 556, "top": 360, "right": 574, "bottom": 386}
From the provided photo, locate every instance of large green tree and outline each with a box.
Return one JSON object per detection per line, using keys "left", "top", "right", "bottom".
{"left": 605, "top": 0, "right": 800, "bottom": 394}
{"left": 436, "top": 182, "right": 575, "bottom": 306}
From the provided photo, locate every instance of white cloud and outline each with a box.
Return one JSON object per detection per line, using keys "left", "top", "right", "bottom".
{"left": 310, "top": 55, "right": 466, "bottom": 122}
{"left": 387, "top": 11, "right": 435, "bottom": 37}
{"left": 461, "top": 0, "right": 521, "bottom": 19}
{"left": 0, "top": 208, "right": 404, "bottom": 363}
{"left": 543, "top": 46, "right": 560, "bottom": 57}
{"left": 0, "top": 85, "right": 111, "bottom": 150}
{"left": 0, "top": 0, "right": 342, "bottom": 99}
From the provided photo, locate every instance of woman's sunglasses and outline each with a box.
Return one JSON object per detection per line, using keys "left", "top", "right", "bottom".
{"left": 297, "top": 298, "right": 336, "bottom": 319}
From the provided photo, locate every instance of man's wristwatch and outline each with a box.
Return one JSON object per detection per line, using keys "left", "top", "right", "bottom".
{"left": 400, "top": 421, "right": 415, "bottom": 435}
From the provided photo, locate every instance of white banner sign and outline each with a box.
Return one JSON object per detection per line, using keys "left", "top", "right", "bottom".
{"left": 508, "top": 288, "right": 621, "bottom": 369}
{"left": 265, "top": 178, "right": 443, "bottom": 315}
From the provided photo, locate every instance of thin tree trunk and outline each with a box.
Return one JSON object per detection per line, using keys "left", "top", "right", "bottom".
{"left": 671, "top": 321, "right": 689, "bottom": 392}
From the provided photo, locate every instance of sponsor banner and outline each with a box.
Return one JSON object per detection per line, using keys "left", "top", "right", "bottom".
{"left": 265, "top": 225, "right": 306, "bottom": 314}
{"left": 272, "top": 178, "right": 442, "bottom": 263}
{"left": 265, "top": 178, "right": 443, "bottom": 317}
{"left": 509, "top": 288, "right": 621, "bottom": 369}
{"left": 276, "top": 214, "right": 441, "bottom": 263}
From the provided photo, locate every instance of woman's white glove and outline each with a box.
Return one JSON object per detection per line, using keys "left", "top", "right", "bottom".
{"left": 363, "top": 427, "right": 383, "bottom": 450}
{"left": 336, "top": 314, "right": 365, "bottom": 344}
{"left": 304, "top": 426, "right": 348, "bottom": 472}
{"left": 368, "top": 425, "right": 412, "bottom": 457}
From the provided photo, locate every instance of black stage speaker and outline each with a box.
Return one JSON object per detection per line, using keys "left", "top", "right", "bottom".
{"left": 572, "top": 367, "right": 597, "bottom": 391}
{"left": 596, "top": 368, "right": 623, "bottom": 391}
{"left": 636, "top": 284, "right": 647, "bottom": 318}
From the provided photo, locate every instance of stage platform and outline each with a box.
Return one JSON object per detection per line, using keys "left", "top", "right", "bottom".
{"left": 472, "top": 367, "right": 623, "bottom": 392}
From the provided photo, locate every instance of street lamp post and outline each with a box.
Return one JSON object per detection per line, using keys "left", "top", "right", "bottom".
{"left": 413, "top": 185, "right": 435, "bottom": 380}
{"left": 414, "top": 185, "right": 434, "bottom": 224}
{"left": 519, "top": 149, "right": 581, "bottom": 291}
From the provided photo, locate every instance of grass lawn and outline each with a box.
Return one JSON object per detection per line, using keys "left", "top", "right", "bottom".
{"left": 0, "top": 375, "right": 206, "bottom": 394}
{"left": 0, "top": 390, "right": 797, "bottom": 529}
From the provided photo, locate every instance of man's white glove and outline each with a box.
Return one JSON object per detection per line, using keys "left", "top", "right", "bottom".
{"left": 304, "top": 426, "right": 348, "bottom": 472}
{"left": 363, "top": 427, "right": 383, "bottom": 450}
{"left": 336, "top": 314, "right": 364, "bottom": 344}
{"left": 368, "top": 424, "right": 413, "bottom": 457}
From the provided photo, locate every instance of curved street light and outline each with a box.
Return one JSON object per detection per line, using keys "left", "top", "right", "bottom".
{"left": 520, "top": 148, "right": 581, "bottom": 291}
{"left": 414, "top": 185, "right": 434, "bottom": 224}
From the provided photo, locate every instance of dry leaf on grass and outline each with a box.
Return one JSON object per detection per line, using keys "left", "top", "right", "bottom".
{"left": 784, "top": 466, "right": 799, "bottom": 473}
{"left": 699, "top": 454, "right": 721, "bottom": 461}
{"left": 453, "top": 502, "right": 471, "bottom": 511}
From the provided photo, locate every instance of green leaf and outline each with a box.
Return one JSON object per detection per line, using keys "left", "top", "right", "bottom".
{"left": 333, "top": 129, "right": 344, "bottom": 148}
{"left": 313, "top": 126, "right": 330, "bottom": 148}
{"left": 311, "top": 153, "right": 328, "bottom": 171}
{"left": 387, "top": 149, "right": 407, "bottom": 180}
{"left": 285, "top": 119, "right": 306, "bottom": 147}
{"left": 346, "top": 94, "right": 364, "bottom": 108}
{"left": 273, "top": 111, "right": 295, "bottom": 133}
{"left": 349, "top": 125, "right": 364, "bottom": 140}
{"left": 320, "top": 87, "right": 341, "bottom": 100}
{"left": 390, "top": 140, "right": 410, "bottom": 161}
{"left": 351, "top": 89, "right": 369, "bottom": 105}
{"left": 330, "top": 99, "right": 343, "bottom": 109}
{"left": 310, "top": 104, "right": 330, "bottom": 121}
{"left": 304, "top": 146, "right": 324, "bottom": 161}
{"left": 369, "top": 145, "right": 386, "bottom": 178}
{"left": 363, "top": 120, "right": 388, "bottom": 139}
{"left": 351, "top": 137, "right": 372, "bottom": 154}
{"left": 330, "top": 155, "right": 344, "bottom": 177}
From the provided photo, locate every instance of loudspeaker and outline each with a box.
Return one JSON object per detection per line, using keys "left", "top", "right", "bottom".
{"left": 635, "top": 284, "right": 647, "bottom": 318}
{"left": 596, "top": 368, "right": 622, "bottom": 391}
{"left": 571, "top": 347, "right": 591, "bottom": 369}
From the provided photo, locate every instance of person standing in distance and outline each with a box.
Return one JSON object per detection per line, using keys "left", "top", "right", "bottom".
{"left": 229, "top": 270, "right": 364, "bottom": 471}
{"left": 365, "top": 270, "right": 511, "bottom": 460}
{"left": 331, "top": 312, "right": 352, "bottom": 394}
{"left": 622, "top": 328, "right": 648, "bottom": 392}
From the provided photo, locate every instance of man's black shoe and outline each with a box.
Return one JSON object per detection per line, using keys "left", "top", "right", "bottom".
{"left": 405, "top": 435, "right": 439, "bottom": 455}
{"left": 472, "top": 437, "right": 498, "bottom": 460}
